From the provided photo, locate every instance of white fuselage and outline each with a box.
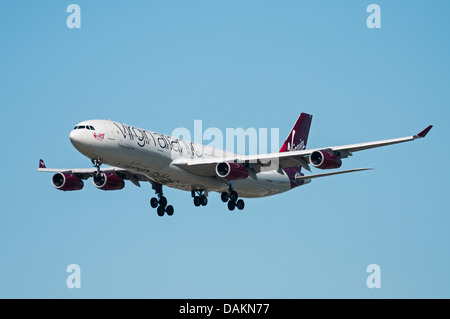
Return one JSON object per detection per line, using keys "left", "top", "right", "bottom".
{"left": 69, "top": 120, "right": 296, "bottom": 198}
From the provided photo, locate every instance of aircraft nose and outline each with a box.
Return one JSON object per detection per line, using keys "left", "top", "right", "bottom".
{"left": 70, "top": 128, "right": 85, "bottom": 148}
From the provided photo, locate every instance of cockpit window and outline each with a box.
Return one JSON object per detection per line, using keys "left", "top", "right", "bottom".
{"left": 73, "top": 125, "right": 94, "bottom": 130}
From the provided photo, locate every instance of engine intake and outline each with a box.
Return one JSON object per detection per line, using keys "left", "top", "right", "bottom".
{"left": 51, "top": 172, "right": 84, "bottom": 191}
{"left": 216, "top": 162, "right": 249, "bottom": 180}
{"left": 310, "top": 150, "right": 342, "bottom": 169}
{"left": 93, "top": 172, "right": 125, "bottom": 190}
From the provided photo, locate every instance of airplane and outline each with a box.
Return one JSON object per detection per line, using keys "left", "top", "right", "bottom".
{"left": 37, "top": 113, "right": 432, "bottom": 216}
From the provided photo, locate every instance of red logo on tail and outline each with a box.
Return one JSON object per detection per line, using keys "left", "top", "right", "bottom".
{"left": 280, "top": 113, "right": 312, "bottom": 153}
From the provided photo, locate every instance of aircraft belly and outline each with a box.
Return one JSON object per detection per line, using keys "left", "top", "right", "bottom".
{"left": 233, "top": 170, "right": 292, "bottom": 198}
{"left": 149, "top": 166, "right": 292, "bottom": 199}
{"left": 156, "top": 165, "right": 225, "bottom": 192}
{"left": 155, "top": 167, "right": 292, "bottom": 198}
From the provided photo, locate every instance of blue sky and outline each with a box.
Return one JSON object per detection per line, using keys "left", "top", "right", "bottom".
{"left": 0, "top": 1, "right": 448, "bottom": 298}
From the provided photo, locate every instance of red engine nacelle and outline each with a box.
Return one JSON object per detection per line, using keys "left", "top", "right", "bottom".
{"left": 51, "top": 172, "right": 84, "bottom": 191}
{"left": 310, "top": 150, "right": 342, "bottom": 169}
{"left": 93, "top": 172, "right": 125, "bottom": 190}
{"left": 216, "top": 162, "right": 249, "bottom": 180}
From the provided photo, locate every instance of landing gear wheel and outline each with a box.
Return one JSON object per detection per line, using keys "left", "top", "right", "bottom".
{"left": 157, "top": 206, "right": 165, "bottom": 216}
{"left": 192, "top": 190, "right": 208, "bottom": 207}
{"left": 166, "top": 205, "right": 174, "bottom": 216}
{"left": 236, "top": 199, "right": 245, "bottom": 210}
{"left": 227, "top": 200, "right": 236, "bottom": 211}
{"left": 150, "top": 197, "right": 159, "bottom": 208}
{"left": 229, "top": 191, "right": 238, "bottom": 202}
{"left": 151, "top": 182, "right": 174, "bottom": 217}
{"left": 221, "top": 192, "right": 229, "bottom": 202}
{"left": 159, "top": 196, "right": 167, "bottom": 208}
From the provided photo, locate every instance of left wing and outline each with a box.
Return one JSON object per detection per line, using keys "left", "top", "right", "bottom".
{"left": 37, "top": 159, "right": 150, "bottom": 187}
{"left": 172, "top": 125, "right": 433, "bottom": 176}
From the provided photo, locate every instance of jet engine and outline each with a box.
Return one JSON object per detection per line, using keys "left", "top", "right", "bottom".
{"left": 309, "top": 150, "right": 342, "bottom": 169}
{"left": 93, "top": 172, "right": 125, "bottom": 190}
{"left": 51, "top": 172, "right": 84, "bottom": 191}
{"left": 216, "top": 162, "right": 249, "bottom": 180}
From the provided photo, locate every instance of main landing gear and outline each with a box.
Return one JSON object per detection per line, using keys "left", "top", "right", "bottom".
{"left": 150, "top": 182, "right": 174, "bottom": 217}
{"left": 221, "top": 189, "right": 245, "bottom": 211}
{"left": 192, "top": 190, "right": 208, "bottom": 207}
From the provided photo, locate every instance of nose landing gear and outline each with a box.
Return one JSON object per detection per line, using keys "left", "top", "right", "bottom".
{"left": 91, "top": 158, "right": 103, "bottom": 177}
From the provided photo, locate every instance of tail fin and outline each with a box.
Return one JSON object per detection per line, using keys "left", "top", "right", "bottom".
{"left": 279, "top": 113, "right": 312, "bottom": 152}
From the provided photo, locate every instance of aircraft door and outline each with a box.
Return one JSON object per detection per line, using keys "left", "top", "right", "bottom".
{"left": 106, "top": 123, "right": 116, "bottom": 140}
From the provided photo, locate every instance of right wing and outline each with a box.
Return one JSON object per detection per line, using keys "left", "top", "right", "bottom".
{"left": 172, "top": 125, "right": 433, "bottom": 176}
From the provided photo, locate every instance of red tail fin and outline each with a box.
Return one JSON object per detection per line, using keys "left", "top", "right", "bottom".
{"left": 279, "top": 113, "right": 312, "bottom": 152}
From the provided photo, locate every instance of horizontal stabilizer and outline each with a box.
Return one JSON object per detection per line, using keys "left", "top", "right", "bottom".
{"left": 295, "top": 168, "right": 372, "bottom": 180}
